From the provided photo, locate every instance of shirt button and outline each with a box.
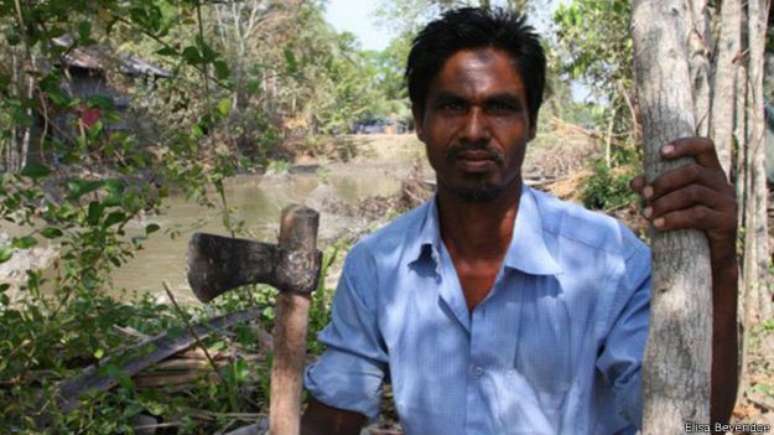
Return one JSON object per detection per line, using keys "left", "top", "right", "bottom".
{"left": 472, "top": 366, "right": 484, "bottom": 378}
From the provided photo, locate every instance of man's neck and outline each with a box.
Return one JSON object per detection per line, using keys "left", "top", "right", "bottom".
{"left": 436, "top": 179, "right": 522, "bottom": 261}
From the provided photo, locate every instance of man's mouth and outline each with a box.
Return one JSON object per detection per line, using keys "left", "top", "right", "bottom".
{"left": 454, "top": 149, "right": 500, "bottom": 172}
{"left": 457, "top": 150, "right": 495, "bottom": 161}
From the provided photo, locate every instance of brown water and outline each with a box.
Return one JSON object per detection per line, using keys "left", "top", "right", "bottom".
{"left": 110, "top": 162, "right": 412, "bottom": 302}
{"left": 0, "top": 134, "right": 427, "bottom": 302}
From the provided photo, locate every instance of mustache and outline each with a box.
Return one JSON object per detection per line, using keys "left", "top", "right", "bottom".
{"left": 446, "top": 142, "right": 505, "bottom": 164}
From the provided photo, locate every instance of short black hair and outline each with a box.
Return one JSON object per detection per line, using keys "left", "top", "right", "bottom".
{"left": 406, "top": 7, "right": 546, "bottom": 124}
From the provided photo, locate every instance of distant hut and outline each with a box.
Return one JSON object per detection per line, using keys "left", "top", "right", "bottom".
{"left": 38, "top": 36, "right": 171, "bottom": 164}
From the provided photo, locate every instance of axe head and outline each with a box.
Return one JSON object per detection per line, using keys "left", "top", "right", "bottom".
{"left": 186, "top": 205, "right": 322, "bottom": 303}
{"left": 187, "top": 233, "right": 275, "bottom": 302}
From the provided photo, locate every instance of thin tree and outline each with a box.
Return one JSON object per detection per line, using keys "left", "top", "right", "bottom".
{"left": 632, "top": 0, "right": 771, "bottom": 430}
{"left": 631, "top": 1, "right": 714, "bottom": 432}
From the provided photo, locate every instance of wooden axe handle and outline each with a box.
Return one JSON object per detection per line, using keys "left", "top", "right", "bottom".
{"left": 270, "top": 205, "right": 320, "bottom": 435}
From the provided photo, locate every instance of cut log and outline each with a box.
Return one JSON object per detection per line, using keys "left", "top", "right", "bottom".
{"left": 50, "top": 307, "right": 262, "bottom": 415}
{"left": 134, "top": 371, "right": 220, "bottom": 388}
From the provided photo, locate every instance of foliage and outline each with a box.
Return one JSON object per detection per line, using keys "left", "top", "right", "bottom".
{"left": 581, "top": 159, "right": 637, "bottom": 211}
{"left": 554, "top": 1, "right": 632, "bottom": 97}
{"left": 0, "top": 0, "right": 368, "bottom": 431}
{"left": 553, "top": 0, "right": 637, "bottom": 145}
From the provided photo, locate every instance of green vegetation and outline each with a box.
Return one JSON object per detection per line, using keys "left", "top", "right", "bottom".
{"left": 0, "top": 1, "right": 384, "bottom": 431}
{"left": 581, "top": 159, "right": 637, "bottom": 211}
{"left": 3, "top": 0, "right": 765, "bottom": 432}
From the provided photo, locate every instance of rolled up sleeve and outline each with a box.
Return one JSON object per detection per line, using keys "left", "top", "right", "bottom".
{"left": 304, "top": 242, "right": 388, "bottom": 421}
{"left": 596, "top": 239, "right": 651, "bottom": 429}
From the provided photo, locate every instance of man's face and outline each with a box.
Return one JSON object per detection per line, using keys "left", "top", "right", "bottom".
{"left": 414, "top": 48, "right": 536, "bottom": 202}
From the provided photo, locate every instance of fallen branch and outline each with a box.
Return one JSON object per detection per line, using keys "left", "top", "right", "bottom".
{"left": 112, "top": 325, "right": 151, "bottom": 340}
{"left": 134, "top": 371, "right": 219, "bottom": 388}
{"left": 190, "top": 409, "right": 264, "bottom": 422}
{"left": 48, "top": 306, "right": 263, "bottom": 417}
{"left": 746, "top": 394, "right": 774, "bottom": 412}
{"left": 224, "top": 418, "right": 270, "bottom": 435}
{"left": 163, "top": 282, "right": 227, "bottom": 386}
{"left": 149, "top": 358, "right": 226, "bottom": 372}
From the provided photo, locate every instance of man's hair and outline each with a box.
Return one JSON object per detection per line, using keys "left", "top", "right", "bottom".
{"left": 406, "top": 7, "right": 546, "bottom": 123}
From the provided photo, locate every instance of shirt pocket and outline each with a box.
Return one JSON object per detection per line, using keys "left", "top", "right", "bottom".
{"left": 513, "top": 293, "right": 574, "bottom": 410}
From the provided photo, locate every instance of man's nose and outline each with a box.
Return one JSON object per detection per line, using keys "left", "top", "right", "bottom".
{"left": 461, "top": 107, "right": 491, "bottom": 143}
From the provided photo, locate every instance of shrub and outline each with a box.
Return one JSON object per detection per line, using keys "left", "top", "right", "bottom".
{"left": 581, "top": 159, "right": 637, "bottom": 211}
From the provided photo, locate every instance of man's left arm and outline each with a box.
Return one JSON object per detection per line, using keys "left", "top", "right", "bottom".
{"left": 630, "top": 137, "right": 739, "bottom": 425}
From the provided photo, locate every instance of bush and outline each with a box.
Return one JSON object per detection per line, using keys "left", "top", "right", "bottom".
{"left": 581, "top": 160, "right": 637, "bottom": 211}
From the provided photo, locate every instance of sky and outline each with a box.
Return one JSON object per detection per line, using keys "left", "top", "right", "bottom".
{"left": 324, "top": 1, "right": 563, "bottom": 52}
{"left": 323, "top": 0, "right": 589, "bottom": 100}
{"left": 324, "top": 0, "right": 392, "bottom": 52}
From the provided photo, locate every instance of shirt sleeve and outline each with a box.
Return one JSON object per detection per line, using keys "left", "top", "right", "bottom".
{"left": 595, "top": 230, "right": 651, "bottom": 430}
{"left": 303, "top": 242, "right": 388, "bottom": 422}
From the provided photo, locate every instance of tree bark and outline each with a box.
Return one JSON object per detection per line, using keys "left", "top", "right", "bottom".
{"left": 710, "top": 0, "right": 742, "bottom": 176}
{"left": 688, "top": 0, "right": 712, "bottom": 137}
{"left": 631, "top": 1, "right": 714, "bottom": 432}
{"left": 745, "top": 0, "right": 771, "bottom": 323}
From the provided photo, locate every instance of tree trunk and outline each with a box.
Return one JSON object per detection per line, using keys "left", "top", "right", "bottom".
{"left": 736, "top": 0, "right": 772, "bottom": 407}
{"left": 710, "top": 0, "right": 742, "bottom": 176}
{"left": 631, "top": 1, "right": 714, "bottom": 433}
{"left": 688, "top": 0, "right": 712, "bottom": 137}
{"left": 745, "top": 0, "right": 771, "bottom": 323}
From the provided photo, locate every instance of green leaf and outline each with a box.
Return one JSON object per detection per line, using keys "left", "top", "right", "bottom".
{"left": 109, "top": 256, "right": 122, "bottom": 267}
{"left": 87, "top": 202, "right": 104, "bottom": 226}
{"left": 103, "top": 211, "right": 126, "bottom": 228}
{"left": 5, "top": 30, "right": 20, "bottom": 46}
{"left": 67, "top": 179, "right": 104, "bottom": 200}
{"left": 20, "top": 163, "right": 51, "bottom": 180}
{"left": 217, "top": 98, "right": 231, "bottom": 117}
{"left": 0, "top": 247, "right": 12, "bottom": 264}
{"left": 41, "top": 227, "right": 63, "bottom": 239}
{"left": 145, "top": 223, "right": 160, "bottom": 234}
{"left": 156, "top": 46, "right": 178, "bottom": 56}
{"left": 0, "top": 283, "right": 9, "bottom": 292}
{"left": 78, "top": 20, "right": 92, "bottom": 42}
{"left": 191, "top": 124, "right": 204, "bottom": 139}
{"left": 197, "top": 39, "right": 217, "bottom": 62}
{"left": 12, "top": 236, "right": 37, "bottom": 249}
{"left": 214, "top": 60, "right": 230, "bottom": 80}
{"left": 103, "top": 179, "right": 126, "bottom": 207}
{"left": 182, "top": 46, "right": 202, "bottom": 65}
{"left": 284, "top": 48, "right": 298, "bottom": 75}
{"left": 87, "top": 95, "right": 114, "bottom": 110}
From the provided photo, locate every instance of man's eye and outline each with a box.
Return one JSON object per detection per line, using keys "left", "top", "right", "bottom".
{"left": 487, "top": 102, "right": 518, "bottom": 114}
{"left": 439, "top": 102, "right": 466, "bottom": 112}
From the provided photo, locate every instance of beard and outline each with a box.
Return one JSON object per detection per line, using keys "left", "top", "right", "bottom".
{"left": 441, "top": 141, "right": 510, "bottom": 202}
{"left": 443, "top": 178, "right": 506, "bottom": 202}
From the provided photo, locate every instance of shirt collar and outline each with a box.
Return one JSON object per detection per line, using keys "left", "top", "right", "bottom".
{"left": 410, "top": 196, "right": 443, "bottom": 267}
{"left": 503, "top": 186, "right": 562, "bottom": 275}
{"left": 410, "top": 186, "right": 562, "bottom": 276}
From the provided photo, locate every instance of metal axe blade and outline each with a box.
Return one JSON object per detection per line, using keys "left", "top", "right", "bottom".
{"left": 187, "top": 233, "right": 277, "bottom": 303}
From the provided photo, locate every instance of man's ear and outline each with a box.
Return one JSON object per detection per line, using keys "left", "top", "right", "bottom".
{"left": 412, "top": 105, "right": 425, "bottom": 142}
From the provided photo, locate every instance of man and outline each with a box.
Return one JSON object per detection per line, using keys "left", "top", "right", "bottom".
{"left": 300, "top": 7, "right": 738, "bottom": 435}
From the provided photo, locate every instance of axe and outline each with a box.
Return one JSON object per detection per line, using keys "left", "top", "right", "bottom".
{"left": 187, "top": 204, "right": 322, "bottom": 435}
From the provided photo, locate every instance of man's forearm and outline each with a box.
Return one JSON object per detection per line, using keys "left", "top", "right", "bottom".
{"left": 710, "top": 256, "right": 739, "bottom": 426}
{"left": 301, "top": 398, "right": 367, "bottom": 435}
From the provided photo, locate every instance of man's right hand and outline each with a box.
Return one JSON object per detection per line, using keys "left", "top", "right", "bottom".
{"left": 301, "top": 397, "right": 368, "bottom": 435}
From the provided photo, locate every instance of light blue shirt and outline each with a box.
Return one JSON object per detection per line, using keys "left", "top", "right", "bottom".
{"left": 304, "top": 186, "right": 651, "bottom": 435}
